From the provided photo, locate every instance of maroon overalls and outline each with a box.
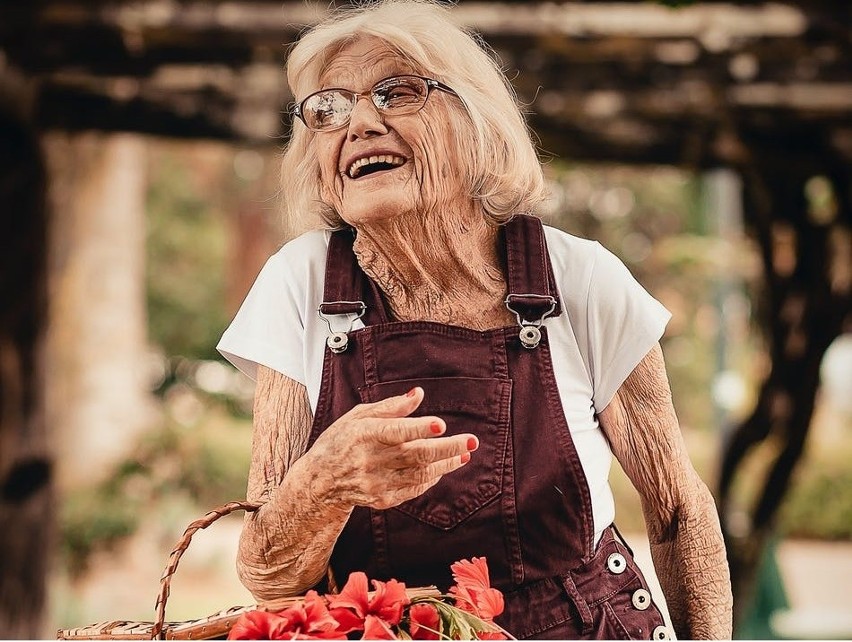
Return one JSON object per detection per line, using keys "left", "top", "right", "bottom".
{"left": 306, "top": 215, "right": 668, "bottom": 640}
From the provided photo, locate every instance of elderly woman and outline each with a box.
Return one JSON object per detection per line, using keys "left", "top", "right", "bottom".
{"left": 217, "top": 1, "right": 732, "bottom": 639}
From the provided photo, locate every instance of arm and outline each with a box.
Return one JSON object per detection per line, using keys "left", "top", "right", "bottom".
{"left": 597, "top": 344, "right": 733, "bottom": 640}
{"left": 238, "top": 365, "right": 475, "bottom": 600}
{"left": 237, "top": 366, "right": 349, "bottom": 599}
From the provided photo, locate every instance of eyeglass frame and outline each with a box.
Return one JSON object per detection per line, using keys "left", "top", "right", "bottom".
{"left": 292, "top": 74, "right": 458, "bottom": 132}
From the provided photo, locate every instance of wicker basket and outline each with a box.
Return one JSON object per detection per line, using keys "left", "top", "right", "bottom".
{"left": 57, "top": 501, "right": 440, "bottom": 640}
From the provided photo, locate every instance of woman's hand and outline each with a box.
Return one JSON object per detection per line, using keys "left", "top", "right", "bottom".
{"left": 304, "top": 386, "right": 477, "bottom": 511}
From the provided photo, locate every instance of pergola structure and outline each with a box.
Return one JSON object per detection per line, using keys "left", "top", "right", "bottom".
{"left": 1, "top": 0, "right": 850, "bottom": 636}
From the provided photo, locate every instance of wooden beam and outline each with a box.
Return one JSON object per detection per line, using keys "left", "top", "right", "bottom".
{"left": 1, "top": 1, "right": 849, "bottom": 162}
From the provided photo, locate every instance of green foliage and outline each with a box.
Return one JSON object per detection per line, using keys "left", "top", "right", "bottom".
{"left": 146, "top": 151, "right": 229, "bottom": 361}
{"left": 62, "top": 487, "right": 141, "bottom": 577}
{"left": 60, "top": 400, "right": 252, "bottom": 576}
{"left": 546, "top": 164, "right": 735, "bottom": 434}
{"left": 778, "top": 453, "right": 852, "bottom": 540}
{"left": 719, "top": 409, "right": 852, "bottom": 541}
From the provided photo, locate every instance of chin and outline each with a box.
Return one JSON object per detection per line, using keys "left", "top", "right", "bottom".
{"left": 339, "top": 198, "right": 416, "bottom": 228}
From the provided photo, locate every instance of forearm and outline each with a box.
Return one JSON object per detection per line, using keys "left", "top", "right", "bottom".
{"left": 238, "top": 450, "right": 354, "bottom": 600}
{"left": 599, "top": 346, "right": 732, "bottom": 639}
{"left": 644, "top": 478, "right": 732, "bottom": 640}
{"left": 239, "top": 367, "right": 350, "bottom": 600}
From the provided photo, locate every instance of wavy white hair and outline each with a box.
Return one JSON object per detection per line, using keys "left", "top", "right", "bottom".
{"left": 281, "top": 0, "right": 546, "bottom": 231}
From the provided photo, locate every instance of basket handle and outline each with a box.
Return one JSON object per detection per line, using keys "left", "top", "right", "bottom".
{"left": 152, "top": 500, "right": 263, "bottom": 640}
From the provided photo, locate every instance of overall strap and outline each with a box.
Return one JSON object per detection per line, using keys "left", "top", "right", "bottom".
{"left": 320, "top": 228, "right": 388, "bottom": 324}
{"left": 503, "top": 214, "right": 562, "bottom": 323}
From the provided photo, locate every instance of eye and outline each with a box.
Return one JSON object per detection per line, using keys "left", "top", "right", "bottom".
{"left": 374, "top": 77, "right": 426, "bottom": 109}
{"left": 304, "top": 91, "right": 353, "bottom": 128}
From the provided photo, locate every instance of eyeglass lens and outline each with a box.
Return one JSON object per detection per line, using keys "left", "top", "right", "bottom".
{"left": 301, "top": 76, "right": 430, "bottom": 131}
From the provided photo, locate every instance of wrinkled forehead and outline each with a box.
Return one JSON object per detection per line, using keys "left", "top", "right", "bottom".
{"left": 319, "top": 36, "right": 421, "bottom": 91}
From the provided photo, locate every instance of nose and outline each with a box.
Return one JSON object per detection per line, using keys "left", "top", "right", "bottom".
{"left": 347, "top": 95, "right": 388, "bottom": 141}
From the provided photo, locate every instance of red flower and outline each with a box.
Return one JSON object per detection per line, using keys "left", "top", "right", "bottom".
{"left": 408, "top": 602, "right": 441, "bottom": 640}
{"left": 228, "top": 610, "right": 292, "bottom": 640}
{"left": 448, "top": 557, "right": 505, "bottom": 620}
{"left": 328, "top": 571, "right": 410, "bottom": 637}
{"left": 228, "top": 591, "right": 345, "bottom": 640}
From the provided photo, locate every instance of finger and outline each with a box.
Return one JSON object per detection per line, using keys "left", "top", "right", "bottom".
{"left": 370, "top": 415, "right": 448, "bottom": 446}
{"left": 348, "top": 386, "right": 425, "bottom": 421}
{"left": 391, "top": 452, "right": 472, "bottom": 493}
{"left": 390, "top": 433, "right": 475, "bottom": 469}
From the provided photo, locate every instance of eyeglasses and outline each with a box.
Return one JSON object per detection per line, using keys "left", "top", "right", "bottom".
{"left": 293, "top": 74, "right": 457, "bottom": 132}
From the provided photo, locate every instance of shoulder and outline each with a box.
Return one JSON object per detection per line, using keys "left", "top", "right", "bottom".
{"left": 270, "top": 229, "right": 331, "bottom": 267}
{"left": 543, "top": 224, "right": 639, "bottom": 289}
{"left": 542, "top": 224, "right": 603, "bottom": 292}
{"left": 263, "top": 229, "right": 331, "bottom": 284}
{"left": 542, "top": 224, "right": 600, "bottom": 259}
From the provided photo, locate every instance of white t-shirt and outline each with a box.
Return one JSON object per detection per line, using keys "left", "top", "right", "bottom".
{"left": 218, "top": 225, "right": 671, "bottom": 543}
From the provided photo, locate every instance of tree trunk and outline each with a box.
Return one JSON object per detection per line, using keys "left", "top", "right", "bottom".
{"left": 719, "top": 130, "right": 851, "bottom": 628}
{"left": 0, "top": 76, "right": 52, "bottom": 639}
{"left": 44, "top": 132, "right": 156, "bottom": 490}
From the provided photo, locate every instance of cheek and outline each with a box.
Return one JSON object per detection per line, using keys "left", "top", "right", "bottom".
{"left": 410, "top": 112, "right": 464, "bottom": 196}
{"left": 314, "top": 139, "right": 342, "bottom": 203}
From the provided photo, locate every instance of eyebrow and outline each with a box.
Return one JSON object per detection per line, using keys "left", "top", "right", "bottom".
{"left": 319, "top": 65, "right": 418, "bottom": 92}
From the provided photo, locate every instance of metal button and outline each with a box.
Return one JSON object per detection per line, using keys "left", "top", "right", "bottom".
{"left": 606, "top": 552, "right": 627, "bottom": 574}
{"left": 652, "top": 625, "right": 669, "bottom": 640}
{"left": 631, "top": 588, "right": 651, "bottom": 610}
{"left": 327, "top": 332, "right": 348, "bottom": 353}
{"left": 519, "top": 325, "right": 542, "bottom": 349}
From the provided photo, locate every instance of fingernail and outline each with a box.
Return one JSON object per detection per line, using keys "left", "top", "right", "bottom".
{"left": 430, "top": 422, "right": 443, "bottom": 434}
{"left": 406, "top": 387, "right": 419, "bottom": 397}
{"left": 460, "top": 452, "right": 471, "bottom": 464}
{"left": 467, "top": 437, "right": 478, "bottom": 451}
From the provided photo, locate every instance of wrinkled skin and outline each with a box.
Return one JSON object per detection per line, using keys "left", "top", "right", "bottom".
{"left": 598, "top": 345, "right": 733, "bottom": 638}
{"left": 238, "top": 37, "right": 732, "bottom": 639}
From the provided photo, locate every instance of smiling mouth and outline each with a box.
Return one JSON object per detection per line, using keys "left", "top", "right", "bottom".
{"left": 347, "top": 154, "right": 406, "bottom": 179}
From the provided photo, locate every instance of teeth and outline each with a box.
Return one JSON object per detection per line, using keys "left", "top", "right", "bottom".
{"left": 347, "top": 154, "right": 405, "bottom": 178}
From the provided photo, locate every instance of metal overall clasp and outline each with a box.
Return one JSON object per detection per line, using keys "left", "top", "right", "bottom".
{"left": 317, "top": 301, "right": 366, "bottom": 354}
{"left": 504, "top": 294, "right": 557, "bottom": 350}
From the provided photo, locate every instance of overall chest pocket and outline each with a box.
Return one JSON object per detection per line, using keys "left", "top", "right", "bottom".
{"left": 359, "top": 376, "right": 512, "bottom": 530}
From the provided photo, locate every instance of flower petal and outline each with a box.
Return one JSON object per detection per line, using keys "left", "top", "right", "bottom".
{"left": 228, "top": 610, "right": 293, "bottom": 640}
{"left": 369, "top": 578, "right": 410, "bottom": 625}
{"left": 363, "top": 614, "right": 398, "bottom": 640}
{"left": 476, "top": 588, "right": 505, "bottom": 620}
{"left": 303, "top": 590, "right": 340, "bottom": 633}
{"left": 450, "top": 557, "right": 491, "bottom": 593}
{"left": 228, "top": 610, "right": 273, "bottom": 640}
{"left": 328, "top": 572, "right": 370, "bottom": 617}
{"left": 448, "top": 584, "right": 478, "bottom": 614}
{"left": 409, "top": 603, "right": 441, "bottom": 640}
{"left": 327, "top": 607, "right": 364, "bottom": 635}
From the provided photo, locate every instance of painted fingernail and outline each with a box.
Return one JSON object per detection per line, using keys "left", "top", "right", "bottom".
{"left": 467, "top": 437, "right": 478, "bottom": 451}
{"left": 430, "top": 422, "right": 443, "bottom": 434}
{"left": 406, "top": 387, "right": 418, "bottom": 397}
{"left": 460, "top": 452, "right": 471, "bottom": 464}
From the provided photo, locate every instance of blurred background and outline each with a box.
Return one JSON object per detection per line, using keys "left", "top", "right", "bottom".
{"left": 0, "top": 0, "right": 850, "bottom": 639}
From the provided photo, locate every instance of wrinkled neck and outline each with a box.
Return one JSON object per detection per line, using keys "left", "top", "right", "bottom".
{"left": 351, "top": 206, "right": 510, "bottom": 329}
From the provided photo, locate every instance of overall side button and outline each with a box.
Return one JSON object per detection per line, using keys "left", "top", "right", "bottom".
{"left": 606, "top": 552, "right": 627, "bottom": 574}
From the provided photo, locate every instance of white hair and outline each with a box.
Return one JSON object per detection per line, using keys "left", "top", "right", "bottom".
{"left": 280, "top": 0, "right": 547, "bottom": 231}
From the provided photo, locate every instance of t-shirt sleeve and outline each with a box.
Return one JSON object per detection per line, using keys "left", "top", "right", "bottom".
{"left": 587, "top": 242, "right": 671, "bottom": 411}
{"left": 216, "top": 251, "right": 307, "bottom": 384}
